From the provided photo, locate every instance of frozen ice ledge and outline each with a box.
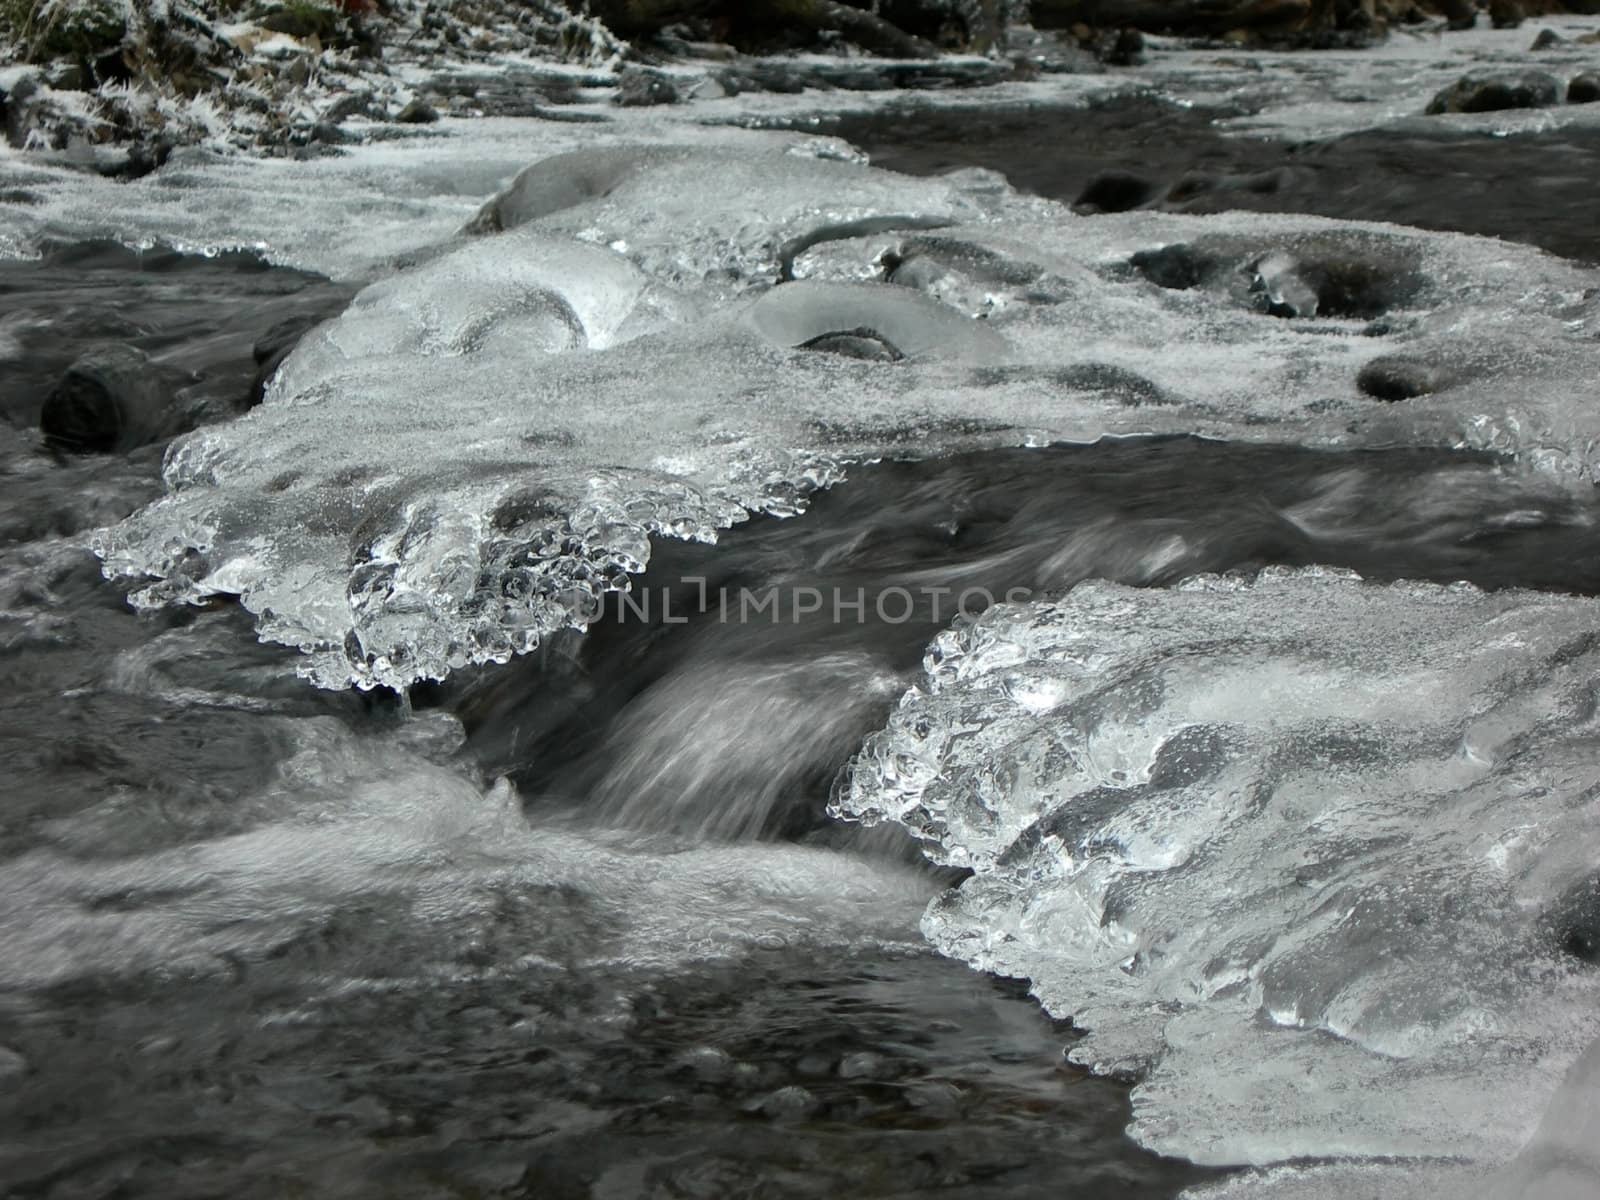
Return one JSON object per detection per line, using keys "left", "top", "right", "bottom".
{"left": 94, "top": 134, "right": 1600, "bottom": 689}
{"left": 832, "top": 567, "right": 1600, "bottom": 1183}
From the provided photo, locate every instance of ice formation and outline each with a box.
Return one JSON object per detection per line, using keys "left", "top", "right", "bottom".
{"left": 87, "top": 129, "right": 1600, "bottom": 688}
{"left": 833, "top": 568, "right": 1600, "bottom": 1169}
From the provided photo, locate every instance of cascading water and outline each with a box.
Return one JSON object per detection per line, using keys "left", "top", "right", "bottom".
{"left": 7, "top": 18, "right": 1600, "bottom": 1200}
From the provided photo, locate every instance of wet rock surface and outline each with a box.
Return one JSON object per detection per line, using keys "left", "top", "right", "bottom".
{"left": 1426, "top": 68, "right": 1563, "bottom": 113}
{"left": 0, "top": 242, "right": 354, "bottom": 438}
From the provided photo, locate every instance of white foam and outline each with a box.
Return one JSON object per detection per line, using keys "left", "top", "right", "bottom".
{"left": 0, "top": 713, "right": 930, "bottom": 993}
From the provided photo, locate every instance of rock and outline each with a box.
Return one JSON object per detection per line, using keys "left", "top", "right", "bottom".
{"left": 1132, "top": 235, "right": 1420, "bottom": 319}
{"left": 1441, "top": 0, "right": 1477, "bottom": 29}
{"left": 1426, "top": 70, "right": 1562, "bottom": 115}
{"left": 322, "top": 93, "right": 374, "bottom": 124}
{"left": 1103, "top": 28, "right": 1145, "bottom": 66}
{"left": 1333, "top": 0, "right": 1378, "bottom": 33}
{"left": 1571, "top": 74, "right": 1600, "bottom": 105}
{"left": 669, "top": 1046, "right": 734, "bottom": 1083}
{"left": 1074, "top": 169, "right": 1157, "bottom": 213}
{"left": 720, "top": 63, "right": 806, "bottom": 94}
{"left": 394, "top": 98, "right": 440, "bottom": 124}
{"left": 837, "top": 1051, "right": 892, "bottom": 1079}
{"left": 310, "top": 121, "right": 349, "bottom": 145}
{"left": 797, "top": 327, "right": 906, "bottom": 362}
{"left": 906, "top": 1080, "right": 964, "bottom": 1117}
{"left": 1531, "top": 28, "right": 1565, "bottom": 50}
{"left": 465, "top": 146, "right": 658, "bottom": 235}
{"left": 1052, "top": 363, "right": 1170, "bottom": 406}
{"left": 260, "top": 4, "right": 341, "bottom": 43}
{"left": 250, "top": 314, "right": 331, "bottom": 407}
{"left": 2, "top": 74, "right": 73, "bottom": 151}
{"left": 749, "top": 1085, "right": 820, "bottom": 1120}
{"left": 613, "top": 66, "right": 681, "bottom": 107}
{"left": 1489, "top": 0, "right": 1523, "bottom": 28}
{"left": 1356, "top": 355, "right": 1449, "bottom": 401}
{"left": 40, "top": 345, "right": 176, "bottom": 453}
{"left": 1129, "top": 243, "right": 1207, "bottom": 291}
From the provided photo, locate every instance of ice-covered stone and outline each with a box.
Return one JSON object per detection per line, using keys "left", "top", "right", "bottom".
{"left": 833, "top": 568, "right": 1600, "bottom": 1169}
{"left": 88, "top": 136, "right": 1600, "bottom": 689}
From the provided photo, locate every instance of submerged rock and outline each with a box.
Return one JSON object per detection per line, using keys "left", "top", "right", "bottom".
{"left": 614, "top": 66, "right": 680, "bottom": 107}
{"left": 1357, "top": 355, "right": 1450, "bottom": 401}
{"left": 797, "top": 327, "right": 907, "bottom": 361}
{"left": 1426, "top": 70, "right": 1563, "bottom": 115}
{"left": 1130, "top": 234, "right": 1422, "bottom": 320}
{"left": 1074, "top": 169, "right": 1157, "bottom": 213}
{"left": 40, "top": 345, "right": 176, "bottom": 454}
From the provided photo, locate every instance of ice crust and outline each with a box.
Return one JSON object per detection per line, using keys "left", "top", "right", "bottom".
{"left": 89, "top": 129, "right": 1600, "bottom": 688}
{"left": 832, "top": 567, "right": 1600, "bottom": 1170}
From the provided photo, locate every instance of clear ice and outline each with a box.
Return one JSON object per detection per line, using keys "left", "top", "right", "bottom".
{"left": 833, "top": 568, "right": 1600, "bottom": 1171}
{"left": 76, "top": 128, "right": 1600, "bottom": 689}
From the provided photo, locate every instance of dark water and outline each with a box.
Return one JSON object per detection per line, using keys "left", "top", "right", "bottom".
{"left": 4, "top": 116, "right": 1600, "bottom": 1195}
{"left": 450, "top": 438, "right": 1600, "bottom": 846}
{"left": 814, "top": 95, "right": 1600, "bottom": 263}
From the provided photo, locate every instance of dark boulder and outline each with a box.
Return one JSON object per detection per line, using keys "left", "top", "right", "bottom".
{"left": 309, "top": 121, "right": 349, "bottom": 145}
{"left": 614, "top": 66, "right": 681, "bottom": 107}
{"left": 1570, "top": 73, "right": 1600, "bottom": 105}
{"left": 322, "top": 92, "right": 375, "bottom": 124}
{"left": 1488, "top": 0, "right": 1523, "bottom": 28}
{"left": 1074, "top": 169, "right": 1157, "bottom": 213}
{"left": 260, "top": 4, "right": 341, "bottom": 42}
{"left": 1530, "top": 28, "right": 1564, "bottom": 49}
{"left": 1426, "top": 70, "right": 1562, "bottom": 115}
{"left": 394, "top": 98, "right": 440, "bottom": 124}
{"left": 40, "top": 345, "right": 177, "bottom": 453}
{"left": 1543, "top": 873, "right": 1600, "bottom": 965}
{"left": 1357, "top": 355, "right": 1449, "bottom": 401}
{"left": 1129, "top": 243, "right": 1208, "bottom": 291}
{"left": 1103, "top": 28, "right": 1146, "bottom": 66}
{"left": 1441, "top": 0, "right": 1477, "bottom": 29}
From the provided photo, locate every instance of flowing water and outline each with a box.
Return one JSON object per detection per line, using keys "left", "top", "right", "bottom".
{"left": 6, "top": 20, "right": 1600, "bottom": 1200}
